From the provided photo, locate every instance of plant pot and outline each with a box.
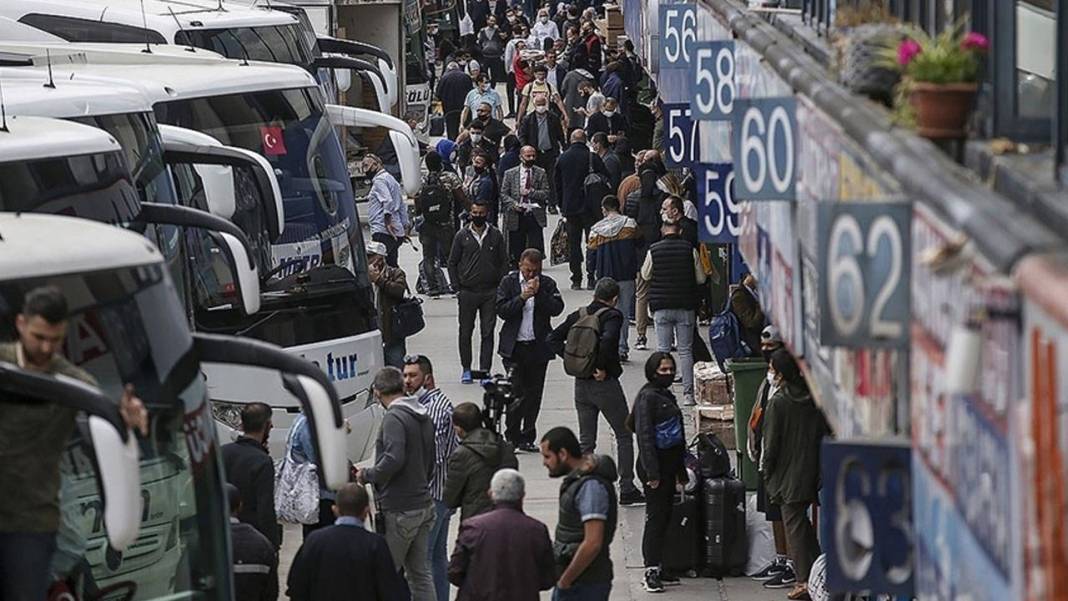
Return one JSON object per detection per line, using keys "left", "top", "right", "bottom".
{"left": 908, "top": 82, "right": 978, "bottom": 139}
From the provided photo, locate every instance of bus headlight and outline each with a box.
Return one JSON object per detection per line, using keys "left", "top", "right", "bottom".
{"left": 210, "top": 401, "right": 242, "bottom": 432}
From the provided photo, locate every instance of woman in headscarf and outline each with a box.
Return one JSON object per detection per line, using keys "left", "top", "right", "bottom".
{"left": 628, "top": 351, "right": 687, "bottom": 592}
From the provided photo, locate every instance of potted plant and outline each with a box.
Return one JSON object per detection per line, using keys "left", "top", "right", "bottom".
{"left": 832, "top": 0, "right": 903, "bottom": 105}
{"left": 884, "top": 23, "right": 989, "bottom": 138}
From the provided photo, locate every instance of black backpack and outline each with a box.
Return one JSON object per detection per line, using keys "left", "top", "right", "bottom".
{"left": 695, "top": 432, "right": 732, "bottom": 479}
{"left": 417, "top": 172, "right": 452, "bottom": 225}
{"left": 583, "top": 153, "right": 610, "bottom": 213}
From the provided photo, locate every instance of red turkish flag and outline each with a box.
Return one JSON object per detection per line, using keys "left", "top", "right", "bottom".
{"left": 260, "top": 126, "right": 287, "bottom": 156}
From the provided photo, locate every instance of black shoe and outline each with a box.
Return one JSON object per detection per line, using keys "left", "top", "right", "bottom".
{"left": 643, "top": 568, "right": 665, "bottom": 593}
{"left": 547, "top": 205, "right": 559, "bottom": 215}
{"left": 570, "top": 281, "right": 583, "bottom": 290}
{"left": 619, "top": 489, "right": 645, "bottom": 505}
{"left": 751, "top": 558, "right": 788, "bottom": 581}
{"left": 763, "top": 565, "right": 796, "bottom": 589}
{"left": 619, "top": 351, "right": 629, "bottom": 363}
{"left": 517, "top": 442, "right": 539, "bottom": 453}
{"left": 660, "top": 572, "right": 681, "bottom": 586}
{"left": 586, "top": 278, "right": 596, "bottom": 290}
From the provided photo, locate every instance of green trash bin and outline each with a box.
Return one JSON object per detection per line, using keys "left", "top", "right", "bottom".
{"left": 725, "top": 357, "right": 767, "bottom": 491}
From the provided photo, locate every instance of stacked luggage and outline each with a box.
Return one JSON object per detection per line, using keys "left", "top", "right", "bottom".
{"left": 661, "top": 433, "right": 748, "bottom": 578}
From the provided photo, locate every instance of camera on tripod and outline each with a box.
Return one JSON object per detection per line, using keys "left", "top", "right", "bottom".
{"left": 470, "top": 369, "right": 519, "bottom": 435}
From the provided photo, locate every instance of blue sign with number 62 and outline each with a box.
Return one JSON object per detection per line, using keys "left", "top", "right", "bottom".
{"left": 695, "top": 162, "right": 739, "bottom": 243}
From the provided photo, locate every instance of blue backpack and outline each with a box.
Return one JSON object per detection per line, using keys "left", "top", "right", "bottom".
{"left": 708, "top": 293, "right": 752, "bottom": 371}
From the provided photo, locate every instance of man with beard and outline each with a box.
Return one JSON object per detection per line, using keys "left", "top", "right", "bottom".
{"left": 539, "top": 427, "right": 618, "bottom": 601}
{"left": 223, "top": 403, "right": 281, "bottom": 549}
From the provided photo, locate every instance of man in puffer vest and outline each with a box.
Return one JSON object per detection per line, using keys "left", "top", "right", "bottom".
{"left": 539, "top": 427, "right": 618, "bottom": 601}
{"left": 640, "top": 221, "right": 707, "bottom": 405}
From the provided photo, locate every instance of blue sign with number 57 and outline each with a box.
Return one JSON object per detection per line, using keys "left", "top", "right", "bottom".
{"left": 694, "top": 162, "right": 739, "bottom": 243}
{"left": 662, "top": 103, "right": 700, "bottom": 168}
{"left": 691, "top": 41, "right": 735, "bottom": 121}
{"left": 731, "top": 97, "right": 797, "bottom": 200}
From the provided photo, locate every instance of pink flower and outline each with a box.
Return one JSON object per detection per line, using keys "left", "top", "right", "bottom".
{"left": 898, "top": 39, "right": 922, "bottom": 67}
{"left": 961, "top": 32, "right": 989, "bottom": 52}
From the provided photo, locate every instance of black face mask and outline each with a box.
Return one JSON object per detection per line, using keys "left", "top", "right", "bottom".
{"left": 474, "top": 165, "right": 485, "bottom": 173}
{"left": 761, "top": 349, "right": 774, "bottom": 362}
{"left": 522, "top": 158, "right": 535, "bottom": 167}
{"left": 654, "top": 373, "right": 675, "bottom": 388}
{"left": 471, "top": 215, "right": 487, "bottom": 226}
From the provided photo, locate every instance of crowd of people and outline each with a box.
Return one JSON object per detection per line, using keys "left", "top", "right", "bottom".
{"left": 217, "top": 2, "right": 831, "bottom": 600}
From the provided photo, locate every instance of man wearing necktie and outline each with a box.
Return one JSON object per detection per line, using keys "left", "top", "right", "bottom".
{"left": 500, "top": 145, "right": 550, "bottom": 265}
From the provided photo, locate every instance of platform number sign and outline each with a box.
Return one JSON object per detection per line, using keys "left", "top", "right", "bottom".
{"left": 658, "top": 3, "right": 696, "bottom": 70}
{"left": 821, "top": 439, "right": 914, "bottom": 596}
{"left": 663, "top": 103, "right": 700, "bottom": 167}
{"left": 817, "top": 202, "right": 911, "bottom": 348}
{"left": 695, "top": 162, "right": 739, "bottom": 242}
{"left": 731, "top": 97, "right": 797, "bottom": 200}
{"left": 691, "top": 41, "right": 735, "bottom": 120}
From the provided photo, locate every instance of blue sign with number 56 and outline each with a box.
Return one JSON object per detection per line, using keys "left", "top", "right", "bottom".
{"left": 694, "top": 162, "right": 739, "bottom": 243}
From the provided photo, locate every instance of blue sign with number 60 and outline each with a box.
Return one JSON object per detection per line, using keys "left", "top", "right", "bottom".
{"left": 731, "top": 97, "right": 797, "bottom": 200}
{"left": 695, "top": 162, "right": 739, "bottom": 243}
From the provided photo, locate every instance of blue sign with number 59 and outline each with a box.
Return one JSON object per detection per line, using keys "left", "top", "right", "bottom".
{"left": 695, "top": 162, "right": 739, "bottom": 243}
{"left": 691, "top": 41, "right": 735, "bottom": 120}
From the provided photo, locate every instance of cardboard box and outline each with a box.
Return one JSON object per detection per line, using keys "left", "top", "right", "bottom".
{"left": 698, "top": 417, "right": 737, "bottom": 450}
{"left": 694, "top": 361, "right": 732, "bottom": 406}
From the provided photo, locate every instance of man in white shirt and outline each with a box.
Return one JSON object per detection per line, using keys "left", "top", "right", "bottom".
{"left": 500, "top": 145, "right": 550, "bottom": 264}
{"left": 364, "top": 153, "right": 409, "bottom": 267}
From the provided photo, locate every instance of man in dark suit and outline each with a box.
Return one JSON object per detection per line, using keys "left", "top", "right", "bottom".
{"left": 436, "top": 61, "right": 474, "bottom": 140}
{"left": 222, "top": 403, "right": 280, "bottom": 549}
{"left": 590, "top": 132, "right": 622, "bottom": 193}
{"left": 517, "top": 95, "right": 565, "bottom": 212}
{"left": 227, "top": 484, "right": 279, "bottom": 601}
{"left": 495, "top": 249, "right": 565, "bottom": 451}
{"left": 500, "top": 145, "right": 550, "bottom": 264}
{"left": 286, "top": 484, "right": 405, "bottom": 601}
{"left": 554, "top": 128, "right": 609, "bottom": 290}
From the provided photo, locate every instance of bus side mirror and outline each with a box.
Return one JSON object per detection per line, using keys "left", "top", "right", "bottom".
{"left": 207, "top": 230, "right": 262, "bottom": 315}
{"left": 325, "top": 104, "right": 421, "bottom": 196}
{"left": 0, "top": 362, "right": 141, "bottom": 551}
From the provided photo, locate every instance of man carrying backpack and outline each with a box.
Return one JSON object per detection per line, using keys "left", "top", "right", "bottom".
{"left": 418, "top": 152, "right": 466, "bottom": 296}
{"left": 548, "top": 277, "right": 643, "bottom": 505}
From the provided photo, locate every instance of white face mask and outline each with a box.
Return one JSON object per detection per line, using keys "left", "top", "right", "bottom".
{"left": 471, "top": 133, "right": 483, "bottom": 142}
{"left": 539, "top": 15, "right": 549, "bottom": 23}
{"left": 535, "top": 105, "right": 548, "bottom": 114}
{"left": 766, "top": 373, "right": 778, "bottom": 388}
{"left": 603, "top": 110, "right": 615, "bottom": 117}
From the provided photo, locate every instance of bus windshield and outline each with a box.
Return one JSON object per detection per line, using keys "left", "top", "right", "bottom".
{"left": 0, "top": 150, "right": 140, "bottom": 223}
{"left": 72, "top": 112, "right": 178, "bottom": 209}
{"left": 174, "top": 24, "right": 314, "bottom": 70}
{"left": 0, "top": 264, "right": 230, "bottom": 601}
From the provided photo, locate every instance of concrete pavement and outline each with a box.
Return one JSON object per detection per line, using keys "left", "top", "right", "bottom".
{"left": 278, "top": 215, "right": 785, "bottom": 601}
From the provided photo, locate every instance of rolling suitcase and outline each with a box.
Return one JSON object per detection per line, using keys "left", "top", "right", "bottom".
{"left": 702, "top": 476, "right": 747, "bottom": 576}
{"left": 661, "top": 491, "right": 701, "bottom": 576}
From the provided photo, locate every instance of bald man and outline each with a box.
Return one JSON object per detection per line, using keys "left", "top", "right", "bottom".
{"left": 554, "top": 128, "right": 610, "bottom": 289}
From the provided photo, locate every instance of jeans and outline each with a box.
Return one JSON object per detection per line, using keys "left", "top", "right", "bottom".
{"left": 616, "top": 279, "right": 635, "bottom": 354}
{"left": 427, "top": 500, "right": 452, "bottom": 601}
{"left": 574, "top": 378, "right": 638, "bottom": 494}
{"left": 654, "top": 308, "right": 696, "bottom": 403}
{"left": 384, "top": 505, "right": 438, "bottom": 601}
{"left": 504, "top": 342, "right": 549, "bottom": 445}
{"left": 565, "top": 214, "right": 595, "bottom": 285}
{"left": 372, "top": 232, "right": 402, "bottom": 267}
{"left": 552, "top": 581, "right": 612, "bottom": 601}
{"left": 457, "top": 289, "right": 496, "bottom": 372}
{"left": 0, "top": 532, "right": 57, "bottom": 601}
{"left": 384, "top": 337, "right": 407, "bottom": 369}
{"left": 635, "top": 270, "right": 651, "bottom": 338}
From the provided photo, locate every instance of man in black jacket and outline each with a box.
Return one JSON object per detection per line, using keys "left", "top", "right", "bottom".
{"left": 222, "top": 403, "right": 280, "bottom": 548}
{"left": 629, "top": 151, "right": 667, "bottom": 350}
{"left": 496, "top": 249, "right": 565, "bottom": 451}
{"left": 436, "top": 62, "right": 474, "bottom": 140}
{"left": 444, "top": 402, "right": 519, "bottom": 522}
{"left": 517, "top": 95, "right": 566, "bottom": 212}
{"left": 448, "top": 201, "right": 510, "bottom": 383}
{"left": 548, "top": 278, "right": 643, "bottom": 504}
{"left": 660, "top": 195, "right": 699, "bottom": 248}
{"left": 555, "top": 129, "right": 609, "bottom": 290}
{"left": 286, "top": 484, "right": 405, "bottom": 601}
{"left": 228, "top": 485, "right": 278, "bottom": 601}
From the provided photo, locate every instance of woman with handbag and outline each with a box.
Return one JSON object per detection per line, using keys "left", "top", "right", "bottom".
{"left": 627, "top": 351, "right": 687, "bottom": 593}
{"left": 367, "top": 241, "right": 417, "bottom": 368}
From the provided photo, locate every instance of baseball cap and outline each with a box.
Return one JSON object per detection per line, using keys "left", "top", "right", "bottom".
{"left": 365, "top": 241, "right": 388, "bottom": 257}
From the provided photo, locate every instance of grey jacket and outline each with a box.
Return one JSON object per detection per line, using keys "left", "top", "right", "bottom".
{"left": 362, "top": 396, "right": 436, "bottom": 512}
{"left": 500, "top": 164, "right": 549, "bottom": 232}
{"left": 443, "top": 428, "right": 518, "bottom": 522}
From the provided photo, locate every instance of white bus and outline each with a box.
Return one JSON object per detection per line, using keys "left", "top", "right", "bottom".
{"left": 0, "top": 209, "right": 348, "bottom": 601}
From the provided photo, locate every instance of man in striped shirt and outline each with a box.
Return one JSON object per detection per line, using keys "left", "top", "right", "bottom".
{"left": 403, "top": 355, "right": 459, "bottom": 601}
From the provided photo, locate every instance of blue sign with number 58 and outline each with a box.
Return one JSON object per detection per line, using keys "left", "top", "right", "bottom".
{"left": 694, "top": 162, "right": 739, "bottom": 243}
{"left": 691, "top": 41, "right": 735, "bottom": 121}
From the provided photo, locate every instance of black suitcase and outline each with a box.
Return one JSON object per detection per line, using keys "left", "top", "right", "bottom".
{"left": 702, "top": 477, "right": 747, "bottom": 576}
{"left": 661, "top": 491, "right": 701, "bottom": 575}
